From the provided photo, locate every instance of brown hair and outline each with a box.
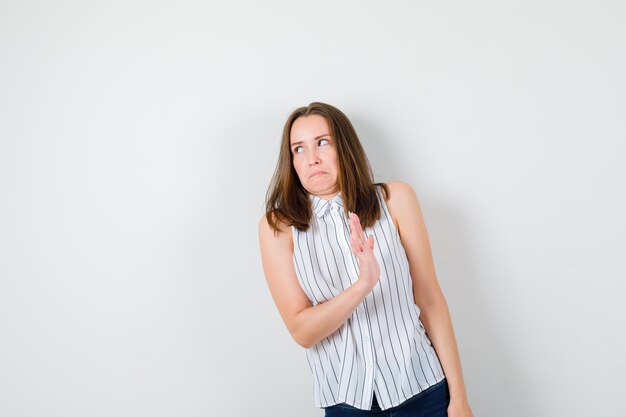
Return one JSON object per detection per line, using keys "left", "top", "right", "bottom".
{"left": 264, "top": 102, "right": 388, "bottom": 233}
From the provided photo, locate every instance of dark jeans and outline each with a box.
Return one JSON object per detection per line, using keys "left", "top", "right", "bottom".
{"left": 323, "top": 378, "right": 449, "bottom": 417}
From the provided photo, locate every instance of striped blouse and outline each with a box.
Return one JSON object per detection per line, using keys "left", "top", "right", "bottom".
{"left": 291, "top": 185, "right": 446, "bottom": 411}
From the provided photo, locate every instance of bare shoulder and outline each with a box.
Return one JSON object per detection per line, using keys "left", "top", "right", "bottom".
{"left": 383, "top": 181, "right": 423, "bottom": 236}
{"left": 258, "top": 212, "right": 293, "bottom": 249}
{"left": 384, "top": 181, "right": 417, "bottom": 202}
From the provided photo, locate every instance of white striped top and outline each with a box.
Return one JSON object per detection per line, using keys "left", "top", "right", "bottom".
{"left": 291, "top": 185, "right": 446, "bottom": 411}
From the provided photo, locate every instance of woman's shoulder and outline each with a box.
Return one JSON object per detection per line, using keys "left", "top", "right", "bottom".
{"left": 380, "top": 181, "right": 420, "bottom": 230}
{"left": 381, "top": 181, "right": 417, "bottom": 202}
{"left": 258, "top": 211, "right": 293, "bottom": 247}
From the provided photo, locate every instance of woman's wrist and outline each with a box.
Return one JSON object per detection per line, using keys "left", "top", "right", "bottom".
{"left": 446, "top": 380, "right": 469, "bottom": 404}
{"left": 448, "top": 386, "right": 470, "bottom": 406}
{"left": 449, "top": 394, "right": 469, "bottom": 404}
{"left": 352, "top": 277, "right": 375, "bottom": 296}
{"left": 448, "top": 395, "right": 473, "bottom": 416}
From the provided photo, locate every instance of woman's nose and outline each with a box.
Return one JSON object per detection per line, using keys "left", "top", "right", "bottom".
{"left": 309, "top": 151, "right": 321, "bottom": 165}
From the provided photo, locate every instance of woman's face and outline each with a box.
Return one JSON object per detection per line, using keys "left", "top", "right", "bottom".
{"left": 289, "top": 114, "right": 340, "bottom": 199}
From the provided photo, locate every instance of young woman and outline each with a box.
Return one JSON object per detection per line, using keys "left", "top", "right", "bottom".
{"left": 258, "top": 102, "right": 474, "bottom": 417}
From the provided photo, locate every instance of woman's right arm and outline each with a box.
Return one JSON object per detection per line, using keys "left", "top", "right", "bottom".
{"left": 258, "top": 212, "right": 379, "bottom": 349}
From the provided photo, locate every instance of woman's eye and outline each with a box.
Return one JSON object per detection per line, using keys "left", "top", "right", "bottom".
{"left": 319, "top": 138, "right": 330, "bottom": 146}
{"left": 293, "top": 146, "right": 302, "bottom": 154}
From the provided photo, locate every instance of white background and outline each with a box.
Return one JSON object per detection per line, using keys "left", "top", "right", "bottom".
{"left": 1, "top": 1, "right": 625, "bottom": 416}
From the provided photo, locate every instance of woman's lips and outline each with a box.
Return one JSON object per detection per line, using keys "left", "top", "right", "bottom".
{"left": 310, "top": 171, "right": 325, "bottom": 178}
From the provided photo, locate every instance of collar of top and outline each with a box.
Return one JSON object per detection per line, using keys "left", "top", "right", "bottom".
{"left": 309, "top": 192, "right": 344, "bottom": 218}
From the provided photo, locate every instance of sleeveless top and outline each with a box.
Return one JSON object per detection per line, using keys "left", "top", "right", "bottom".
{"left": 291, "top": 185, "right": 446, "bottom": 411}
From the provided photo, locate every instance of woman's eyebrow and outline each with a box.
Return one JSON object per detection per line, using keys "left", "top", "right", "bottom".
{"left": 290, "top": 134, "right": 330, "bottom": 146}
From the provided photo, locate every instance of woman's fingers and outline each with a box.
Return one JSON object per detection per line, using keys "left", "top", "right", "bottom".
{"left": 349, "top": 213, "right": 364, "bottom": 246}
{"left": 349, "top": 212, "right": 373, "bottom": 253}
{"left": 350, "top": 231, "right": 360, "bottom": 251}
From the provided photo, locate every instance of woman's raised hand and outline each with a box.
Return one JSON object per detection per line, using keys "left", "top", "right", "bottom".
{"left": 348, "top": 212, "right": 380, "bottom": 290}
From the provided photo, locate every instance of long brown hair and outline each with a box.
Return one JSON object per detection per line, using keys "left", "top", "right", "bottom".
{"left": 265, "top": 102, "right": 388, "bottom": 233}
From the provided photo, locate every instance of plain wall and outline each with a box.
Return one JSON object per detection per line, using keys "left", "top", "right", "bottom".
{"left": 1, "top": 1, "right": 625, "bottom": 416}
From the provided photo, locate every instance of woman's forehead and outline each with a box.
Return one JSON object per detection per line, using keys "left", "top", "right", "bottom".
{"left": 290, "top": 115, "right": 330, "bottom": 143}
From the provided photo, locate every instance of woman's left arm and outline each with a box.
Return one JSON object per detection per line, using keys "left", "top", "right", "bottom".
{"left": 386, "top": 181, "right": 474, "bottom": 417}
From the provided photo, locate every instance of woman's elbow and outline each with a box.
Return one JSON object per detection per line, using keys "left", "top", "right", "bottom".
{"left": 287, "top": 310, "right": 316, "bottom": 348}
{"left": 291, "top": 328, "right": 314, "bottom": 349}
